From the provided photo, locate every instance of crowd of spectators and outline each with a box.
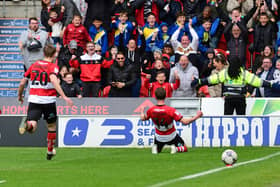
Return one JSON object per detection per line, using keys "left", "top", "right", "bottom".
{"left": 20, "top": 0, "right": 280, "bottom": 98}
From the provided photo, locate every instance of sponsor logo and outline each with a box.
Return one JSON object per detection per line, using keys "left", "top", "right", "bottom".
{"left": 193, "top": 117, "right": 273, "bottom": 147}
{"left": 63, "top": 119, "right": 89, "bottom": 145}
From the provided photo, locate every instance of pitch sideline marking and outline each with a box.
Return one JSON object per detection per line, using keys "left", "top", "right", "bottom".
{"left": 0, "top": 180, "right": 6, "bottom": 184}
{"left": 149, "top": 151, "right": 280, "bottom": 187}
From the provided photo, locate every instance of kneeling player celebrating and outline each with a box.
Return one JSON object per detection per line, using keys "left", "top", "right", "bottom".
{"left": 140, "top": 87, "right": 203, "bottom": 154}
{"left": 18, "top": 44, "right": 73, "bottom": 160}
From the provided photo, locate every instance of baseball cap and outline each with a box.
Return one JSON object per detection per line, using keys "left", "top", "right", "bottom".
{"left": 69, "top": 40, "right": 77, "bottom": 49}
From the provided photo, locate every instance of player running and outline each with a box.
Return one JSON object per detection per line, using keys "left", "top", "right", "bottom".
{"left": 140, "top": 87, "right": 203, "bottom": 154}
{"left": 18, "top": 44, "right": 73, "bottom": 160}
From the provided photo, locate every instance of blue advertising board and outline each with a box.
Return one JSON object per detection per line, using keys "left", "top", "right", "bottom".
{"left": 58, "top": 116, "right": 280, "bottom": 148}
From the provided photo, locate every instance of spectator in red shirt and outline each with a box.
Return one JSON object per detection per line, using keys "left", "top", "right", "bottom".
{"left": 63, "top": 15, "right": 92, "bottom": 50}
{"left": 145, "top": 70, "right": 180, "bottom": 97}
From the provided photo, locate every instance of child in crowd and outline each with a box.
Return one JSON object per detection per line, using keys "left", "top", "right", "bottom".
{"left": 63, "top": 15, "right": 92, "bottom": 50}
{"left": 142, "top": 59, "right": 170, "bottom": 83}
{"left": 112, "top": 10, "right": 134, "bottom": 47}
{"left": 58, "top": 65, "right": 69, "bottom": 85}
{"left": 89, "top": 17, "right": 108, "bottom": 56}
{"left": 144, "top": 70, "right": 180, "bottom": 98}
{"left": 48, "top": 6, "right": 64, "bottom": 45}
{"left": 160, "top": 22, "right": 171, "bottom": 45}
{"left": 138, "top": 13, "right": 163, "bottom": 53}
{"left": 60, "top": 72, "right": 82, "bottom": 98}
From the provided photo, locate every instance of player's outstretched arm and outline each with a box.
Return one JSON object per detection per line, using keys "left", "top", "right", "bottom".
{"left": 140, "top": 107, "right": 147, "bottom": 121}
{"left": 18, "top": 78, "right": 28, "bottom": 104}
{"left": 50, "top": 74, "right": 73, "bottom": 106}
{"left": 180, "top": 111, "right": 203, "bottom": 125}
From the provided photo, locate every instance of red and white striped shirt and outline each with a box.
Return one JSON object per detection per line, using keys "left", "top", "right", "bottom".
{"left": 146, "top": 105, "right": 183, "bottom": 142}
{"left": 24, "top": 60, "right": 59, "bottom": 104}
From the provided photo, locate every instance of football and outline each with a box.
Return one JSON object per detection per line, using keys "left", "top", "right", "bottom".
{"left": 221, "top": 149, "right": 238, "bottom": 166}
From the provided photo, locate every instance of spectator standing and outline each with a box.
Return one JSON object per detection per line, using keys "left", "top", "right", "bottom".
{"left": 224, "top": 21, "right": 248, "bottom": 65}
{"left": 112, "top": 11, "right": 134, "bottom": 48}
{"left": 131, "top": 0, "right": 165, "bottom": 27}
{"left": 252, "top": 12, "right": 278, "bottom": 72}
{"left": 170, "top": 19, "right": 199, "bottom": 59}
{"left": 142, "top": 59, "right": 170, "bottom": 82}
{"left": 108, "top": 52, "right": 137, "bottom": 97}
{"left": 57, "top": 40, "right": 83, "bottom": 68}
{"left": 159, "top": 0, "right": 184, "bottom": 26}
{"left": 70, "top": 42, "right": 113, "bottom": 97}
{"left": 48, "top": 6, "right": 64, "bottom": 45}
{"left": 19, "top": 17, "right": 53, "bottom": 70}
{"left": 145, "top": 71, "right": 180, "bottom": 98}
{"left": 89, "top": 18, "right": 109, "bottom": 56}
{"left": 63, "top": 15, "right": 92, "bottom": 50}
{"left": 169, "top": 55, "right": 198, "bottom": 97}
{"left": 40, "top": 0, "right": 81, "bottom": 33}
{"left": 254, "top": 57, "right": 280, "bottom": 97}
{"left": 137, "top": 13, "right": 164, "bottom": 54}
{"left": 119, "top": 37, "right": 145, "bottom": 97}
{"left": 182, "top": 0, "right": 203, "bottom": 20}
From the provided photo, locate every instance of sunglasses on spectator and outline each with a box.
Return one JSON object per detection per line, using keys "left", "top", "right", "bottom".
{"left": 117, "top": 57, "right": 125, "bottom": 60}
{"left": 95, "top": 50, "right": 102, "bottom": 52}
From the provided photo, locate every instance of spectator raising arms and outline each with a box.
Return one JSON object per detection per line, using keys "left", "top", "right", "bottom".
{"left": 89, "top": 17, "right": 109, "bottom": 56}
{"left": 63, "top": 15, "right": 92, "bottom": 50}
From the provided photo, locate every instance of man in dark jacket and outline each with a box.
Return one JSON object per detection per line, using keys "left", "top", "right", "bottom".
{"left": 255, "top": 57, "right": 280, "bottom": 97}
{"left": 57, "top": 40, "right": 83, "bottom": 68}
{"left": 224, "top": 22, "right": 248, "bottom": 65}
{"left": 108, "top": 52, "right": 137, "bottom": 97}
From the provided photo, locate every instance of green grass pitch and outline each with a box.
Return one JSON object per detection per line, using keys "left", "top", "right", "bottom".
{"left": 0, "top": 147, "right": 279, "bottom": 187}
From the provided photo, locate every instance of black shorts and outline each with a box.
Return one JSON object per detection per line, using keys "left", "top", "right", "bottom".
{"left": 27, "top": 102, "right": 57, "bottom": 124}
{"left": 154, "top": 134, "right": 185, "bottom": 153}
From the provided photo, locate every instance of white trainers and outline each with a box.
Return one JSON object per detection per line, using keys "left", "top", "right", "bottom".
{"left": 151, "top": 144, "right": 158, "bottom": 154}
{"left": 18, "top": 116, "right": 27, "bottom": 135}
{"left": 170, "top": 145, "right": 177, "bottom": 154}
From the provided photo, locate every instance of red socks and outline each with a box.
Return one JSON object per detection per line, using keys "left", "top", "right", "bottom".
{"left": 47, "top": 131, "right": 56, "bottom": 153}
{"left": 176, "top": 145, "right": 188, "bottom": 153}
{"left": 26, "top": 121, "right": 33, "bottom": 132}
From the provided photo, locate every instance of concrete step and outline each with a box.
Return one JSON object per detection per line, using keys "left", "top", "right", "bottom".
{"left": 0, "top": 0, "right": 41, "bottom": 18}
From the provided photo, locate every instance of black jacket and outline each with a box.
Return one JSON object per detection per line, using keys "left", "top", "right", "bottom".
{"left": 61, "top": 81, "right": 81, "bottom": 97}
{"left": 108, "top": 62, "right": 137, "bottom": 97}
{"left": 84, "top": 0, "right": 113, "bottom": 31}
{"left": 57, "top": 46, "right": 83, "bottom": 68}
{"left": 224, "top": 21, "right": 248, "bottom": 64}
{"left": 253, "top": 22, "right": 277, "bottom": 52}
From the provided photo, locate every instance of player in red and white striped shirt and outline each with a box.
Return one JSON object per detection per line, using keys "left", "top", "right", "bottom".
{"left": 140, "top": 87, "right": 203, "bottom": 154}
{"left": 18, "top": 44, "right": 73, "bottom": 160}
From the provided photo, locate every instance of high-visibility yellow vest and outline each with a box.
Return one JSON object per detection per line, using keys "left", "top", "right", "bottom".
{"left": 207, "top": 68, "right": 263, "bottom": 96}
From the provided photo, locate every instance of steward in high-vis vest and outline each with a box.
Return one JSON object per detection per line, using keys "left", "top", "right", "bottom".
{"left": 191, "top": 56, "right": 279, "bottom": 115}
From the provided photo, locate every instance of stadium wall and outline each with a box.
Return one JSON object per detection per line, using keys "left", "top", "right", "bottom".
{"left": 0, "top": 98, "right": 280, "bottom": 147}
